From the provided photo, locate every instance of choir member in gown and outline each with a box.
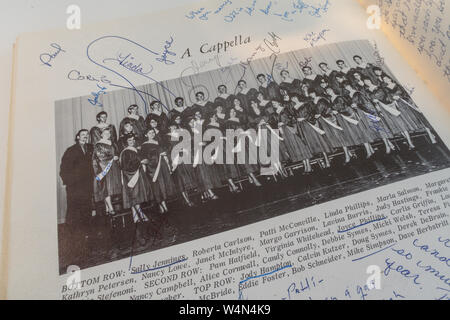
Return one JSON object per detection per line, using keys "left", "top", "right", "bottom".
{"left": 140, "top": 127, "right": 176, "bottom": 214}
{"left": 325, "top": 87, "right": 376, "bottom": 159}
{"left": 167, "top": 120, "right": 196, "bottom": 207}
{"left": 225, "top": 108, "right": 262, "bottom": 187}
{"left": 382, "top": 75, "right": 437, "bottom": 144}
{"left": 214, "top": 85, "right": 235, "bottom": 111}
{"left": 257, "top": 73, "right": 281, "bottom": 101}
{"left": 309, "top": 89, "right": 348, "bottom": 167}
{"left": 292, "top": 94, "right": 333, "bottom": 170}
{"left": 352, "top": 55, "right": 378, "bottom": 85}
{"left": 188, "top": 112, "right": 221, "bottom": 201}
{"left": 350, "top": 71, "right": 367, "bottom": 93}
{"left": 92, "top": 127, "right": 122, "bottom": 215}
{"left": 119, "top": 104, "right": 146, "bottom": 143}
{"left": 118, "top": 119, "right": 143, "bottom": 152}
{"left": 119, "top": 133, "right": 151, "bottom": 246}
{"left": 90, "top": 111, "right": 118, "bottom": 146}
{"left": 275, "top": 97, "right": 314, "bottom": 173}
{"left": 319, "top": 62, "right": 342, "bottom": 95}
{"left": 336, "top": 60, "right": 352, "bottom": 75}
{"left": 372, "top": 67, "right": 388, "bottom": 87}
{"left": 342, "top": 81, "right": 395, "bottom": 154}
{"left": 301, "top": 66, "right": 322, "bottom": 92}
{"left": 192, "top": 91, "right": 215, "bottom": 115}
{"left": 236, "top": 80, "right": 259, "bottom": 112}
{"left": 363, "top": 77, "right": 415, "bottom": 150}
{"left": 279, "top": 70, "right": 303, "bottom": 96}
{"left": 145, "top": 101, "right": 169, "bottom": 133}
{"left": 231, "top": 97, "right": 249, "bottom": 127}
{"left": 169, "top": 97, "right": 192, "bottom": 127}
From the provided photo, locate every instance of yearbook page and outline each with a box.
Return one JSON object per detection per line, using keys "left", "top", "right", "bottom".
{"left": 2, "top": 0, "right": 450, "bottom": 300}
{"left": 359, "top": 0, "right": 450, "bottom": 109}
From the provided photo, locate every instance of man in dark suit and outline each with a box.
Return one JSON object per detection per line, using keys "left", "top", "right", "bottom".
{"left": 60, "top": 129, "right": 94, "bottom": 264}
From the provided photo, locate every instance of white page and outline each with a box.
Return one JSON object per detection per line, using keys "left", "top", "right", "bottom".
{"left": 3, "top": 0, "right": 450, "bottom": 300}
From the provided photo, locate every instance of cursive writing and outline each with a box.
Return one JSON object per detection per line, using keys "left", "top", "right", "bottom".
{"left": 88, "top": 84, "right": 107, "bottom": 107}
{"left": 156, "top": 36, "right": 176, "bottom": 65}
{"left": 40, "top": 43, "right": 66, "bottom": 67}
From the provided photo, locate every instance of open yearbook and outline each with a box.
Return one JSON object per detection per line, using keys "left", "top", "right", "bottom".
{"left": 1, "top": 0, "right": 449, "bottom": 300}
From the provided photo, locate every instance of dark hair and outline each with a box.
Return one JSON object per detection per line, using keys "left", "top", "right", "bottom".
{"left": 319, "top": 62, "right": 328, "bottom": 68}
{"left": 195, "top": 91, "right": 205, "bottom": 97}
{"left": 373, "top": 67, "right": 382, "bottom": 72}
{"left": 290, "top": 93, "right": 302, "bottom": 101}
{"left": 238, "top": 80, "right": 247, "bottom": 85}
{"left": 336, "top": 59, "right": 345, "bottom": 65}
{"left": 175, "top": 97, "right": 184, "bottom": 103}
{"left": 218, "top": 85, "right": 227, "bottom": 90}
{"left": 150, "top": 101, "right": 160, "bottom": 107}
{"left": 124, "top": 132, "right": 136, "bottom": 140}
{"left": 353, "top": 55, "right": 362, "bottom": 61}
{"left": 257, "top": 73, "right": 266, "bottom": 79}
{"left": 96, "top": 111, "right": 107, "bottom": 122}
{"left": 145, "top": 127, "right": 157, "bottom": 136}
{"left": 75, "top": 129, "right": 89, "bottom": 142}
{"left": 307, "top": 88, "right": 317, "bottom": 95}
{"left": 361, "top": 76, "right": 373, "bottom": 83}
{"left": 342, "top": 81, "right": 353, "bottom": 88}
{"left": 280, "top": 69, "right": 289, "bottom": 76}
{"left": 302, "top": 66, "right": 312, "bottom": 71}
{"left": 128, "top": 104, "right": 138, "bottom": 112}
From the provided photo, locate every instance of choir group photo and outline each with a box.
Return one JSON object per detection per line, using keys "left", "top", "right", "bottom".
{"left": 55, "top": 40, "right": 450, "bottom": 274}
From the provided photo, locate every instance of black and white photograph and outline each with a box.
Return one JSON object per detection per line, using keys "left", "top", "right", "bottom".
{"left": 55, "top": 39, "right": 450, "bottom": 275}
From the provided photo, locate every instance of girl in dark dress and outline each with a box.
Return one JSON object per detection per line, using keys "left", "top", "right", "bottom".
{"left": 140, "top": 128, "right": 176, "bottom": 214}
{"left": 383, "top": 75, "right": 437, "bottom": 144}
{"left": 254, "top": 98, "right": 287, "bottom": 177}
{"left": 309, "top": 89, "right": 350, "bottom": 164}
{"left": 188, "top": 113, "right": 221, "bottom": 201}
{"left": 272, "top": 99, "right": 313, "bottom": 172}
{"left": 351, "top": 72, "right": 368, "bottom": 93}
{"left": 352, "top": 55, "right": 378, "bottom": 85}
{"left": 119, "top": 133, "right": 150, "bottom": 245}
{"left": 90, "top": 111, "right": 118, "bottom": 146}
{"left": 118, "top": 119, "right": 143, "bottom": 152}
{"left": 231, "top": 97, "right": 249, "bottom": 127}
{"left": 145, "top": 101, "right": 169, "bottom": 133}
{"left": 119, "top": 105, "right": 146, "bottom": 143}
{"left": 343, "top": 81, "right": 395, "bottom": 154}
{"left": 204, "top": 111, "right": 241, "bottom": 193}
{"left": 292, "top": 94, "right": 332, "bottom": 169}
{"left": 167, "top": 120, "right": 196, "bottom": 207}
{"left": 214, "top": 85, "right": 236, "bottom": 112}
{"left": 93, "top": 127, "right": 122, "bottom": 215}
{"left": 326, "top": 87, "right": 376, "bottom": 159}
{"left": 236, "top": 80, "right": 259, "bottom": 112}
{"left": 225, "top": 108, "right": 262, "bottom": 187}
{"left": 192, "top": 91, "right": 216, "bottom": 116}
{"left": 301, "top": 66, "right": 322, "bottom": 92}
{"left": 169, "top": 97, "right": 193, "bottom": 127}
{"left": 364, "top": 78, "right": 416, "bottom": 150}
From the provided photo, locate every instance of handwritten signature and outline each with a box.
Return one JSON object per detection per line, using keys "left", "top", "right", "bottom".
{"left": 86, "top": 35, "right": 176, "bottom": 112}
{"left": 88, "top": 84, "right": 107, "bottom": 107}
{"left": 40, "top": 43, "right": 65, "bottom": 67}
